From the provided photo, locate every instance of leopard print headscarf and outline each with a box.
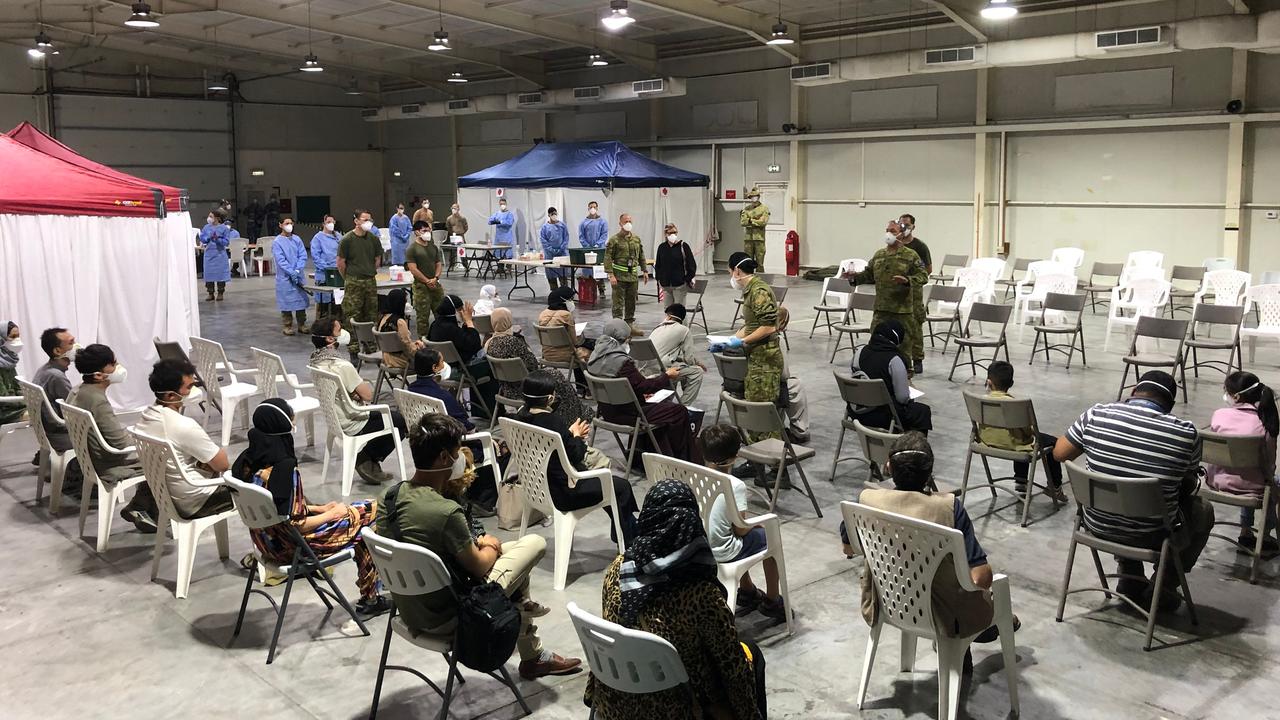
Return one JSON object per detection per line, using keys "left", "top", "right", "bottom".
{"left": 617, "top": 480, "right": 719, "bottom": 625}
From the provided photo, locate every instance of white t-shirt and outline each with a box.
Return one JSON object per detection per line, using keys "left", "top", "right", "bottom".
{"left": 133, "top": 405, "right": 222, "bottom": 517}
{"left": 708, "top": 476, "right": 750, "bottom": 563}
{"left": 311, "top": 355, "right": 371, "bottom": 435}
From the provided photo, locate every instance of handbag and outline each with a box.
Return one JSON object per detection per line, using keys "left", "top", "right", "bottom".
{"left": 496, "top": 476, "right": 546, "bottom": 531}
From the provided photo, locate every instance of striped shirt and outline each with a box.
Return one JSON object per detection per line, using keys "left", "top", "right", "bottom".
{"left": 1066, "top": 398, "right": 1201, "bottom": 543}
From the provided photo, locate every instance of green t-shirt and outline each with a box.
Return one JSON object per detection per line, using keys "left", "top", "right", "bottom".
{"left": 338, "top": 230, "right": 382, "bottom": 279}
{"left": 374, "top": 483, "right": 473, "bottom": 632}
{"left": 405, "top": 239, "right": 441, "bottom": 281}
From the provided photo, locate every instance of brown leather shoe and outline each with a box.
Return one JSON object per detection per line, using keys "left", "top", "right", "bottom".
{"left": 518, "top": 653, "right": 583, "bottom": 680}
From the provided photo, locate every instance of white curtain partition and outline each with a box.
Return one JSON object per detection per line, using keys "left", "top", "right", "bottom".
{"left": 0, "top": 211, "right": 201, "bottom": 410}
{"left": 457, "top": 186, "right": 712, "bottom": 270}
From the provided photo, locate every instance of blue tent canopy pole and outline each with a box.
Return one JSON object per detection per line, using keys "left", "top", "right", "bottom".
{"left": 458, "top": 140, "right": 709, "bottom": 189}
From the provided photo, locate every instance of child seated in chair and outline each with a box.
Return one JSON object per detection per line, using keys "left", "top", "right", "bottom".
{"left": 980, "top": 361, "right": 1066, "bottom": 501}
{"left": 699, "top": 424, "right": 786, "bottom": 623}
{"left": 1205, "top": 371, "right": 1279, "bottom": 555}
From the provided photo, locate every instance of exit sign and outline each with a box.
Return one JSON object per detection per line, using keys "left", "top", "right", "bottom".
{"left": 724, "top": 189, "right": 737, "bottom": 200}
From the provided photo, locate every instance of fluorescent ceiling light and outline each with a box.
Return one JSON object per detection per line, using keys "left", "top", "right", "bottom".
{"left": 344, "top": 81, "right": 362, "bottom": 95}
{"left": 429, "top": 30, "right": 450, "bottom": 51}
{"left": 980, "top": 0, "right": 1017, "bottom": 19}
{"left": 125, "top": 2, "right": 159, "bottom": 28}
{"left": 250, "top": 169, "right": 266, "bottom": 176}
{"left": 208, "top": 80, "right": 229, "bottom": 91}
{"left": 300, "top": 53, "right": 323, "bottom": 72}
{"left": 447, "top": 71, "right": 467, "bottom": 83}
{"left": 393, "top": 171, "right": 402, "bottom": 177}
{"left": 766, "top": 22, "right": 793, "bottom": 45}
{"left": 588, "top": 52, "right": 608, "bottom": 67}
{"left": 28, "top": 47, "right": 46, "bottom": 59}
{"left": 602, "top": 0, "right": 636, "bottom": 30}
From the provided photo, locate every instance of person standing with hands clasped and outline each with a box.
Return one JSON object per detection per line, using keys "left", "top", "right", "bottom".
{"left": 653, "top": 223, "right": 697, "bottom": 307}
{"left": 845, "top": 220, "right": 929, "bottom": 372}
{"left": 405, "top": 220, "right": 444, "bottom": 336}
{"left": 579, "top": 201, "right": 609, "bottom": 299}
{"left": 200, "top": 209, "right": 232, "bottom": 301}
{"left": 605, "top": 213, "right": 648, "bottom": 336}
{"left": 487, "top": 199, "right": 515, "bottom": 260}
{"left": 740, "top": 186, "right": 770, "bottom": 267}
{"left": 338, "top": 209, "right": 383, "bottom": 355}
{"left": 311, "top": 215, "right": 341, "bottom": 318}
{"left": 540, "top": 207, "right": 571, "bottom": 291}
{"left": 273, "top": 217, "right": 310, "bottom": 336}
{"left": 389, "top": 203, "right": 412, "bottom": 266}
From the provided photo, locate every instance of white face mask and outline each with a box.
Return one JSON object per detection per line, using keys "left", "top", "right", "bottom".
{"left": 451, "top": 207, "right": 459, "bottom": 214}
{"left": 282, "top": 223, "right": 293, "bottom": 234}
{"left": 565, "top": 301, "right": 575, "bottom": 313}
{"left": 206, "top": 216, "right": 214, "bottom": 225}
{"left": 7, "top": 338, "right": 23, "bottom": 352}
{"left": 106, "top": 365, "right": 128, "bottom": 384}
{"left": 423, "top": 201, "right": 430, "bottom": 209}
{"left": 549, "top": 215, "right": 558, "bottom": 222}
{"left": 667, "top": 234, "right": 679, "bottom": 244}
{"left": 499, "top": 205, "right": 507, "bottom": 212}
{"left": 622, "top": 222, "right": 633, "bottom": 232}
{"left": 62, "top": 344, "right": 81, "bottom": 362}
{"left": 360, "top": 221, "right": 374, "bottom": 232}
{"left": 901, "top": 226, "right": 913, "bottom": 237}
{"left": 729, "top": 275, "right": 742, "bottom": 291}
{"left": 1223, "top": 393, "right": 1236, "bottom": 404}
{"left": 883, "top": 232, "right": 897, "bottom": 244}
{"left": 588, "top": 208, "right": 598, "bottom": 217}
{"left": 335, "top": 329, "right": 351, "bottom": 346}
{"left": 324, "top": 222, "right": 335, "bottom": 231}
{"left": 397, "top": 208, "right": 405, "bottom": 215}
{"left": 447, "top": 449, "right": 467, "bottom": 480}
{"left": 435, "top": 363, "right": 452, "bottom": 382}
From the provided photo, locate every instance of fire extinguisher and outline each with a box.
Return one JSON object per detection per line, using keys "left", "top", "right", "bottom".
{"left": 785, "top": 230, "right": 800, "bottom": 276}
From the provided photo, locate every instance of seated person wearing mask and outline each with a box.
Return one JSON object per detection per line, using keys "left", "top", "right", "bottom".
{"left": 375, "top": 288, "right": 424, "bottom": 371}
{"left": 375, "top": 413, "right": 582, "bottom": 680}
{"left": 427, "top": 294, "right": 498, "bottom": 419}
{"left": 1053, "top": 370, "right": 1214, "bottom": 611}
{"left": 68, "top": 344, "right": 157, "bottom": 532}
{"left": 849, "top": 319, "right": 931, "bottom": 434}
{"left": 35, "top": 326, "right": 77, "bottom": 455}
{"left": 647, "top": 304, "right": 705, "bottom": 406}
{"left": 1, "top": 322, "right": 25, "bottom": 426}
{"left": 979, "top": 361, "right": 1065, "bottom": 501}
{"left": 513, "top": 373, "right": 638, "bottom": 544}
{"left": 309, "top": 317, "right": 409, "bottom": 486}
{"left": 537, "top": 287, "right": 593, "bottom": 366}
{"left": 1206, "top": 371, "right": 1279, "bottom": 553}
{"left": 133, "top": 359, "right": 235, "bottom": 519}
{"left": 845, "top": 431, "right": 1014, "bottom": 671}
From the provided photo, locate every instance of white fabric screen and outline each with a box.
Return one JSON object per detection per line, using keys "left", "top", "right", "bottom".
{"left": 0, "top": 211, "right": 201, "bottom": 410}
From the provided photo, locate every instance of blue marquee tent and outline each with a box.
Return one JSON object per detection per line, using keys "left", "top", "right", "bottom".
{"left": 458, "top": 141, "right": 709, "bottom": 189}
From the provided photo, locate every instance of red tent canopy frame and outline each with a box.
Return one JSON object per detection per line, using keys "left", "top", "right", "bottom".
{"left": 3, "top": 122, "right": 187, "bottom": 217}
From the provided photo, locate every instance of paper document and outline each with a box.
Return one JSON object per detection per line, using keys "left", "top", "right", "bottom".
{"left": 592, "top": 266, "right": 608, "bottom": 279}
{"left": 575, "top": 322, "right": 588, "bottom": 335}
{"left": 909, "top": 387, "right": 925, "bottom": 400}
{"left": 706, "top": 334, "right": 736, "bottom": 345}
{"left": 646, "top": 389, "right": 675, "bottom": 404}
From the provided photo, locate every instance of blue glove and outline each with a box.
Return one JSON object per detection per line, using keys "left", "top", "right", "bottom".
{"left": 727, "top": 336, "right": 744, "bottom": 349}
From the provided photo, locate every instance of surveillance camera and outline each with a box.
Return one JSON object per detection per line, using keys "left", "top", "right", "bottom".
{"left": 1226, "top": 99, "right": 1244, "bottom": 114}
{"left": 782, "top": 123, "right": 795, "bottom": 134}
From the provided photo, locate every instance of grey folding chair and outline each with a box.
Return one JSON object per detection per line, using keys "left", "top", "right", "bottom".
{"left": 486, "top": 355, "right": 530, "bottom": 422}
{"left": 472, "top": 313, "right": 494, "bottom": 336}
{"left": 372, "top": 330, "right": 412, "bottom": 401}
{"left": 721, "top": 392, "right": 821, "bottom": 516}
{"left": 851, "top": 419, "right": 901, "bottom": 486}
{"left": 1116, "top": 316, "right": 1189, "bottom": 403}
{"left": 1081, "top": 262, "right": 1123, "bottom": 314}
{"left": 349, "top": 320, "right": 383, "bottom": 371}
{"left": 422, "top": 339, "right": 492, "bottom": 420}
{"left": 1185, "top": 303, "right": 1243, "bottom": 377}
{"left": 959, "top": 391, "right": 1063, "bottom": 527}
{"left": 534, "top": 323, "right": 587, "bottom": 387}
{"left": 711, "top": 352, "right": 748, "bottom": 423}
{"left": 1055, "top": 460, "right": 1199, "bottom": 651}
{"left": 830, "top": 373, "right": 902, "bottom": 483}
{"left": 997, "top": 257, "right": 1035, "bottom": 301}
{"left": 812, "top": 277, "right": 857, "bottom": 338}
{"left": 1167, "top": 265, "right": 1206, "bottom": 317}
{"left": 930, "top": 253, "right": 969, "bottom": 284}
{"left": 1199, "top": 430, "right": 1276, "bottom": 584}
{"left": 1028, "top": 292, "right": 1088, "bottom": 368}
{"left": 948, "top": 302, "right": 1013, "bottom": 381}
{"left": 924, "top": 285, "right": 966, "bottom": 353}
{"left": 830, "top": 292, "right": 877, "bottom": 363}
{"left": 628, "top": 337, "right": 664, "bottom": 378}
{"left": 685, "top": 278, "right": 710, "bottom": 333}
{"left": 223, "top": 477, "right": 370, "bottom": 664}
{"left": 584, "top": 371, "right": 662, "bottom": 482}
{"left": 154, "top": 338, "right": 214, "bottom": 414}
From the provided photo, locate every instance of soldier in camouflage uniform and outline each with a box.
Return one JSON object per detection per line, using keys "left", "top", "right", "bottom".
{"left": 338, "top": 209, "right": 383, "bottom": 354}
{"left": 899, "top": 213, "right": 931, "bottom": 375}
{"left": 726, "top": 252, "right": 782, "bottom": 434}
{"left": 845, "top": 220, "right": 929, "bottom": 370}
{"left": 739, "top": 187, "right": 770, "bottom": 267}
{"left": 405, "top": 220, "right": 444, "bottom": 336}
{"left": 605, "top": 212, "right": 649, "bottom": 335}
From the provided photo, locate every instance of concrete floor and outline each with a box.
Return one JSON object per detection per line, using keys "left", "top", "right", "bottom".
{"left": 2, "top": 264, "right": 1278, "bottom": 720}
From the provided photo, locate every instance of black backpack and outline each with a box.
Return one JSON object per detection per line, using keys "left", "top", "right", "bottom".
{"left": 384, "top": 482, "right": 522, "bottom": 673}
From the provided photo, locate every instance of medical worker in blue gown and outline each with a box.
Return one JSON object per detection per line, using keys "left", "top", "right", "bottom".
{"left": 201, "top": 208, "right": 232, "bottom": 301}
{"left": 273, "top": 216, "right": 311, "bottom": 336}
{"left": 487, "top": 198, "right": 515, "bottom": 260}
{"left": 540, "top": 206, "right": 570, "bottom": 291}
{"left": 311, "top": 214, "right": 341, "bottom": 318}
{"left": 389, "top": 202, "right": 412, "bottom": 266}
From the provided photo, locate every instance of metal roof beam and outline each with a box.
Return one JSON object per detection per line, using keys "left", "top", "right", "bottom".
{"left": 628, "top": 0, "right": 799, "bottom": 60}
{"left": 919, "top": 0, "right": 988, "bottom": 42}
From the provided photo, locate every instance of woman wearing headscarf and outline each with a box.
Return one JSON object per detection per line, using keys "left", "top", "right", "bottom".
{"left": 232, "top": 398, "right": 388, "bottom": 616}
{"left": 0, "top": 322, "right": 24, "bottom": 424}
{"left": 588, "top": 318, "right": 700, "bottom": 463}
{"left": 537, "top": 286, "right": 593, "bottom": 365}
{"left": 585, "top": 480, "right": 765, "bottom": 720}
{"left": 483, "top": 308, "right": 591, "bottom": 424}
{"left": 375, "top": 288, "right": 424, "bottom": 370}
{"left": 849, "top": 317, "right": 931, "bottom": 433}
{"left": 428, "top": 293, "right": 498, "bottom": 418}
{"left": 473, "top": 284, "right": 500, "bottom": 317}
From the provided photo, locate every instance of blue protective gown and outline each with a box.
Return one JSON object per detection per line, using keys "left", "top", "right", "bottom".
{"left": 578, "top": 216, "right": 609, "bottom": 277}
{"left": 389, "top": 212, "right": 412, "bottom": 265}
{"left": 540, "top": 220, "right": 570, "bottom": 281}
{"left": 273, "top": 233, "right": 311, "bottom": 312}
{"left": 200, "top": 222, "right": 232, "bottom": 282}
{"left": 487, "top": 209, "right": 515, "bottom": 258}
{"left": 311, "top": 229, "right": 341, "bottom": 304}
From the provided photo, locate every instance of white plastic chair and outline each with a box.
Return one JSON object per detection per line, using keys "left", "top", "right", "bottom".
{"left": 17, "top": 379, "right": 76, "bottom": 514}
{"left": 1050, "top": 247, "right": 1085, "bottom": 271}
{"left": 1013, "top": 260, "right": 1071, "bottom": 303}
{"left": 1121, "top": 250, "right": 1164, "bottom": 284}
{"left": 131, "top": 428, "right": 234, "bottom": 599}
{"left": 942, "top": 266, "right": 995, "bottom": 324}
{"left": 842, "top": 501, "right": 1019, "bottom": 720}
{"left": 1203, "top": 257, "right": 1235, "bottom": 272}
{"left": 228, "top": 238, "right": 249, "bottom": 274}
{"left": 0, "top": 397, "right": 29, "bottom": 463}
{"left": 59, "top": 402, "right": 147, "bottom": 552}
{"left": 253, "top": 236, "right": 274, "bottom": 277}
{"left": 498, "top": 417, "right": 624, "bottom": 591}
{"left": 1015, "top": 272, "right": 1078, "bottom": 342}
{"left": 1105, "top": 277, "right": 1172, "bottom": 351}
{"left": 361, "top": 529, "right": 531, "bottom": 720}
{"left": 311, "top": 367, "right": 407, "bottom": 497}
{"left": 189, "top": 336, "right": 259, "bottom": 446}
{"left": 642, "top": 452, "right": 794, "bottom": 635}
{"left": 392, "top": 387, "right": 499, "bottom": 482}
{"left": 1194, "top": 269, "right": 1250, "bottom": 307}
{"left": 969, "top": 257, "right": 1007, "bottom": 283}
{"left": 567, "top": 601, "right": 692, "bottom": 716}
{"left": 1242, "top": 284, "right": 1280, "bottom": 363}
{"left": 250, "top": 347, "right": 318, "bottom": 448}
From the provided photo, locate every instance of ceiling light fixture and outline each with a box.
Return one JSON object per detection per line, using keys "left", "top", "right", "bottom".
{"left": 250, "top": 169, "right": 266, "bottom": 177}
{"left": 429, "top": 30, "right": 450, "bottom": 51}
{"left": 765, "top": 0, "right": 793, "bottom": 45}
{"left": 28, "top": 46, "right": 46, "bottom": 59}
{"left": 602, "top": 0, "right": 636, "bottom": 31}
{"left": 124, "top": 2, "right": 159, "bottom": 28}
{"left": 588, "top": 51, "right": 608, "bottom": 67}
{"left": 447, "top": 71, "right": 467, "bottom": 83}
{"left": 980, "top": 0, "right": 1017, "bottom": 19}
{"left": 208, "top": 78, "right": 229, "bottom": 91}
{"left": 344, "top": 80, "right": 362, "bottom": 95}
{"left": 299, "top": 2, "right": 323, "bottom": 72}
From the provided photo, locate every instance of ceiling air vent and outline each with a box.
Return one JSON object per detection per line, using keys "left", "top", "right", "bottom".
{"left": 1095, "top": 26, "right": 1165, "bottom": 50}
{"left": 573, "top": 86, "right": 603, "bottom": 101}
{"left": 790, "top": 63, "right": 831, "bottom": 81}
{"left": 400, "top": 104, "right": 420, "bottom": 114}
{"left": 446, "top": 99, "right": 470, "bottom": 111}
{"left": 360, "top": 108, "right": 380, "bottom": 119}
{"left": 632, "top": 78, "right": 664, "bottom": 94}
{"left": 516, "top": 91, "right": 544, "bottom": 106}
{"left": 925, "top": 46, "right": 976, "bottom": 65}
